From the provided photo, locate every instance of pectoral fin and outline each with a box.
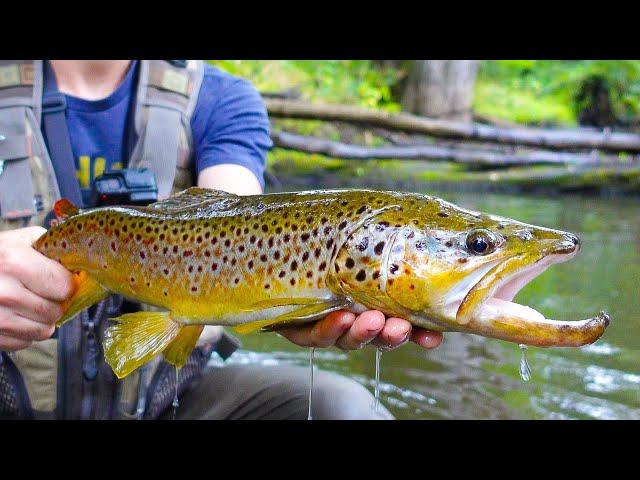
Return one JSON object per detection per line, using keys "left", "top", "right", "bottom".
{"left": 233, "top": 298, "right": 351, "bottom": 334}
{"left": 104, "top": 311, "right": 181, "bottom": 379}
{"left": 57, "top": 271, "right": 110, "bottom": 326}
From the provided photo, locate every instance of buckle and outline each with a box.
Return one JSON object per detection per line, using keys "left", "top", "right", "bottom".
{"left": 42, "top": 92, "right": 67, "bottom": 114}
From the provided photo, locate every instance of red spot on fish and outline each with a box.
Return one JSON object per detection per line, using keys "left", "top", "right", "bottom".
{"left": 183, "top": 250, "right": 193, "bottom": 257}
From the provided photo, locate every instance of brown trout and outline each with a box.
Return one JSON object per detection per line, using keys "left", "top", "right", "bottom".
{"left": 34, "top": 188, "right": 610, "bottom": 379}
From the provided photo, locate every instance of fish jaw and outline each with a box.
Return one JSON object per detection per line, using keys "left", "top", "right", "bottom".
{"left": 441, "top": 249, "right": 610, "bottom": 347}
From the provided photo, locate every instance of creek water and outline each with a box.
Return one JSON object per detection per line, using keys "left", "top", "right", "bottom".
{"left": 210, "top": 189, "right": 640, "bottom": 419}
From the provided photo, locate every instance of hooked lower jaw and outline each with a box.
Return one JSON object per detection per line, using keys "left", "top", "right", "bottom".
{"left": 445, "top": 253, "right": 610, "bottom": 347}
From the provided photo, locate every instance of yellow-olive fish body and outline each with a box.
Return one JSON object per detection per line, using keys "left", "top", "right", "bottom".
{"left": 34, "top": 188, "right": 610, "bottom": 379}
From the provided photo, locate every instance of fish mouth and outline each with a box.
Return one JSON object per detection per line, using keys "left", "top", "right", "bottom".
{"left": 445, "top": 250, "right": 610, "bottom": 347}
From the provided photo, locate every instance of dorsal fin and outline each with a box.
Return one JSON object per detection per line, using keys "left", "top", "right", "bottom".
{"left": 53, "top": 199, "right": 79, "bottom": 220}
{"left": 148, "top": 187, "right": 235, "bottom": 212}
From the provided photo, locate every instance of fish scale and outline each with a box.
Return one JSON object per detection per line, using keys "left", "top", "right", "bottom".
{"left": 33, "top": 187, "right": 610, "bottom": 379}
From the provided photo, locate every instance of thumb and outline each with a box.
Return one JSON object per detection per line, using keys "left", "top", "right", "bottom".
{"left": 0, "top": 226, "right": 48, "bottom": 247}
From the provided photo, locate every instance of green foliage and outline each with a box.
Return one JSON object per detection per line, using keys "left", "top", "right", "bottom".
{"left": 209, "top": 60, "right": 402, "bottom": 110}
{"left": 475, "top": 60, "right": 640, "bottom": 126}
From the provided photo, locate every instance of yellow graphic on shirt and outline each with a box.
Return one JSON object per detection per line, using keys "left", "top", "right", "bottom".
{"left": 76, "top": 156, "right": 123, "bottom": 189}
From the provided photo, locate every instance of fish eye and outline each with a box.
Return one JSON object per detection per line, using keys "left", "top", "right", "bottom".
{"left": 465, "top": 229, "right": 498, "bottom": 256}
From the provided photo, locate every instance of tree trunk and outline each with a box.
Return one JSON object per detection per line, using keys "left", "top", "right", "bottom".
{"left": 401, "top": 60, "right": 479, "bottom": 122}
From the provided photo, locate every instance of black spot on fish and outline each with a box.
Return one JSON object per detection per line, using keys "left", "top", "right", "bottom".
{"left": 357, "top": 237, "right": 369, "bottom": 251}
{"left": 319, "top": 261, "right": 327, "bottom": 271}
{"left": 438, "top": 212, "right": 449, "bottom": 218}
{"left": 374, "top": 241, "right": 385, "bottom": 255}
{"left": 338, "top": 221, "right": 348, "bottom": 231}
{"left": 278, "top": 270, "right": 286, "bottom": 278}
{"left": 302, "top": 252, "right": 309, "bottom": 261}
{"left": 291, "top": 260, "right": 298, "bottom": 271}
{"left": 345, "top": 258, "right": 355, "bottom": 269}
{"left": 301, "top": 232, "right": 310, "bottom": 241}
{"left": 389, "top": 264, "right": 399, "bottom": 274}
{"left": 355, "top": 270, "right": 366, "bottom": 281}
{"left": 356, "top": 205, "right": 367, "bottom": 214}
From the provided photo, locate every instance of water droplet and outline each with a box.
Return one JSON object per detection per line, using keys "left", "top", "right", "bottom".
{"left": 308, "top": 347, "right": 315, "bottom": 421}
{"left": 519, "top": 344, "right": 531, "bottom": 382}
{"left": 172, "top": 366, "right": 180, "bottom": 419}
{"left": 373, "top": 347, "right": 382, "bottom": 412}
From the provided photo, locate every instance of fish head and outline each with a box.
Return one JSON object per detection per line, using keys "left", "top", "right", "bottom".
{"left": 335, "top": 194, "right": 607, "bottom": 347}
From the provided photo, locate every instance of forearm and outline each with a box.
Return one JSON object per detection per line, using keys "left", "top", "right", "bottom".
{"left": 197, "top": 164, "right": 263, "bottom": 196}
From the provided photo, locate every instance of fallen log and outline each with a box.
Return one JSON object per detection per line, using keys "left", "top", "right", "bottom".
{"left": 265, "top": 99, "right": 640, "bottom": 153}
{"left": 271, "top": 131, "right": 634, "bottom": 168}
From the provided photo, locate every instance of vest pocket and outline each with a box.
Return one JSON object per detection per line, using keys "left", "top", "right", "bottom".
{"left": 0, "top": 352, "right": 34, "bottom": 419}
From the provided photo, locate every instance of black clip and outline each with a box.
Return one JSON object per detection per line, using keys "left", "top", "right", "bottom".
{"left": 42, "top": 92, "right": 67, "bottom": 115}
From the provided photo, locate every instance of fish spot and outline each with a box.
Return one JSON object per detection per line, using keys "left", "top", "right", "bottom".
{"left": 262, "top": 225, "right": 268, "bottom": 233}
{"left": 239, "top": 245, "right": 245, "bottom": 253}
{"left": 264, "top": 283, "right": 270, "bottom": 290}
{"left": 356, "top": 205, "right": 367, "bottom": 214}
{"left": 250, "top": 235, "right": 256, "bottom": 244}
{"left": 173, "top": 246, "right": 179, "bottom": 254}
{"left": 140, "top": 251, "right": 146, "bottom": 259}
{"left": 338, "top": 221, "right": 347, "bottom": 231}
{"left": 225, "top": 239, "right": 231, "bottom": 247}
{"left": 291, "top": 260, "right": 298, "bottom": 271}
{"left": 357, "top": 238, "right": 369, "bottom": 251}
{"left": 212, "top": 263, "right": 218, "bottom": 271}
{"left": 327, "top": 238, "right": 334, "bottom": 249}
{"left": 445, "top": 241, "right": 453, "bottom": 247}
{"left": 248, "top": 260, "right": 254, "bottom": 269}
{"left": 458, "top": 258, "right": 468, "bottom": 264}
{"left": 290, "top": 278, "right": 296, "bottom": 286}
{"left": 278, "top": 271, "right": 286, "bottom": 278}
{"left": 302, "top": 251, "right": 309, "bottom": 262}
{"left": 438, "top": 212, "right": 449, "bottom": 218}
{"left": 345, "top": 257, "right": 355, "bottom": 269}
{"left": 274, "top": 251, "right": 281, "bottom": 260}
{"left": 389, "top": 264, "right": 399, "bottom": 274}
{"left": 355, "top": 270, "right": 366, "bottom": 281}
{"left": 314, "top": 248, "right": 321, "bottom": 258}
{"left": 374, "top": 241, "right": 385, "bottom": 255}
{"left": 234, "top": 278, "right": 239, "bottom": 284}
{"left": 301, "top": 232, "right": 310, "bottom": 242}
{"left": 372, "top": 270, "right": 380, "bottom": 279}
{"left": 260, "top": 254, "right": 268, "bottom": 262}
{"left": 319, "top": 261, "right": 327, "bottom": 271}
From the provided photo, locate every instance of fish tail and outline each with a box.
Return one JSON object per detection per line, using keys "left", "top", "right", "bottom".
{"left": 104, "top": 311, "right": 183, "bottom": 379}
{"left": 57, "top": 271, "right": 110, "bottom": 327}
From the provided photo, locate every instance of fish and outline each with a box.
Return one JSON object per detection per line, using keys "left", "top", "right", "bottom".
{"left": 33, "top": 187, "right": 610, "bottom": 379}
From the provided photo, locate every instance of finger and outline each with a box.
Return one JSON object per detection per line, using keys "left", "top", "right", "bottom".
{"left": 0, "top": 335, "right": 32, "bottom": 351}
{"left": 0, "top": 275, "right": 63, "bottom": 325}
{"left": 0, "top": 247, "right": 74, "bottom": 302}
{"left": 372, "top": 317, "right": 412, "bottom": 350}
{"left": 0, "top": 226, "right": 47, "bottom": 247}
{"left": 0, "top": 308, "right": 56, "bottom": 341}
{"left": 278, "top": 311, "right": 356, "bottom": 348}
{"left": 335, "top": 310, "right": 385, "bottom": 351}
{"left": 410, "top": 328, "right": 444, "bottom": 349}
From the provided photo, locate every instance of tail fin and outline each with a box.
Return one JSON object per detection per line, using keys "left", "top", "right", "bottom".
{"left": 53, "top": 198, "right": 79, "bottom": 220}
{"left": 103, "top": 311, "right": 182, "bottom": 379}
{"left": 57, "top": 271, "right": 110, "bottom": 327}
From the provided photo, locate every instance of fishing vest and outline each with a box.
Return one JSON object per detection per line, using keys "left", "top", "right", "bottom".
{"left": 0, "top": 60, "right": 238, "bottom": 419}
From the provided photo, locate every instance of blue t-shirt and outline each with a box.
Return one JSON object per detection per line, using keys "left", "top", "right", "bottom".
{"left": 45, "top": 61, "right": 272, "bottom": 206}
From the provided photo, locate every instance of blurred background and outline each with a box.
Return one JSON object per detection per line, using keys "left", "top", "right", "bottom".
{"left": 207, "top": 60, "right": 640, "bottom": 419}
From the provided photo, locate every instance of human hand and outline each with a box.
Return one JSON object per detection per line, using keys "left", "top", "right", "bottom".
{"left": 278, "top": 310, "right": 443, "bottom": 351}
{"left": 0, "top": 227, "right": 74, "bottom": 351}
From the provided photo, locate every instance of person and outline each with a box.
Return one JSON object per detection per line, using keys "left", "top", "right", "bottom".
{"left": 0, "top": 60, "right": 443, "bottom": 420}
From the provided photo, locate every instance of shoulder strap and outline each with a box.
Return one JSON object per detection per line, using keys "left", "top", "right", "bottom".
{"left": 0, "top": 60, "right": 45, "bottom": 219}
{"left": 129, "top": 60, "right": 204, "bottom": 199}
{"left": 40, "top": 61, "right": 83, "bottom": 206}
